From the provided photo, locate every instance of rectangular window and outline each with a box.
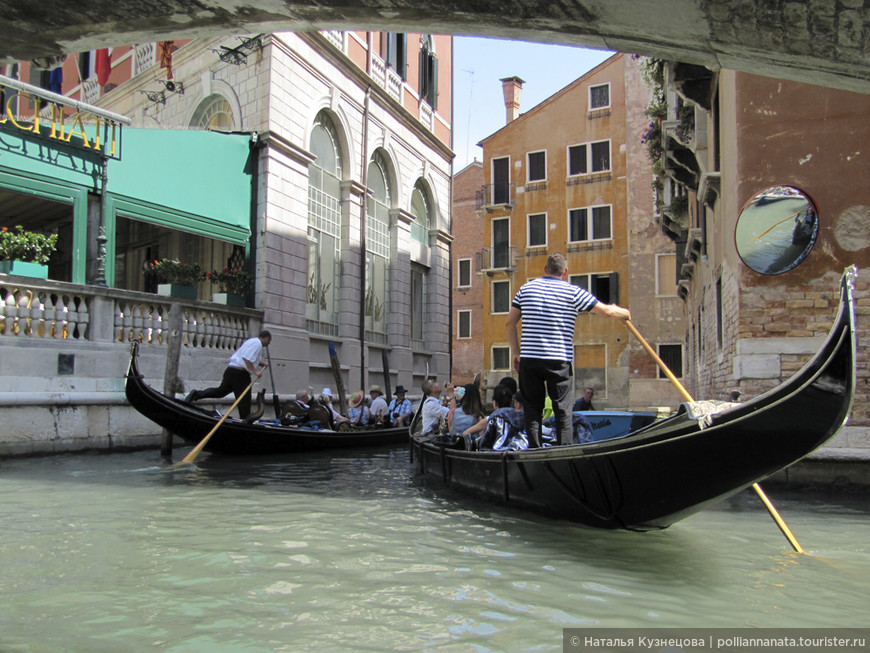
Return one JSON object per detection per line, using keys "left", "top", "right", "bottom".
{"left": 589, "top": 83, "right": 610, "bottom": 110}
{"left": 656, "top": 253, "right": 677, "bottom": 296}
{"left": 492, "top": 218, "right": 510, "bottom": 269}
{"left": 492, "top": 156, "right": 510, "bottom": 204}
{"left": 569, "top": 205, "right": 611, "bottom": 241}
{"left": 658, "top": 344, "right": 683, "bottom": 379}
{"left": 419, "top": 45, "right": 438, "bottom": 109}
{"left": 457, "top": 258, "right": 471, "bottom": 287}
{"left": 528, "top": 213, "right": 547, "bottom": 247}
{"left": 527, "top": 150, "right": 546, "bottom": 182}
{"left": 568, "top": 141, "right": 611, "bottom": 175}
{"left": 568, "top": 208, "right": 588, "bottom": 242}
{"left": 591, "top": 140, "right": 611, "bottom": 172}
{"left": 492, "top": 346, "right": 511, "bottom": 371}
{"left": 410, "top": 264, "right": 426, "bottom": 341}
{"left": 384, "top": 33, "right": 407, "bottom": 80}
{"left": 492, "top": 280, "right": 511, "bottom": 314}
{"left": 457, "top": 309, "right": 471, "bottom": 339}
{"left": 568, "top": 144, "right": 587, "bottom": 176}
{"left": 591, "top": 205, "right": 612, "bottom": 240}
{"left": 570, "top": 273, "right": 618, "bottom": 304}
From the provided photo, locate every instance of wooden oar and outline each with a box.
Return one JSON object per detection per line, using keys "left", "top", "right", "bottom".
{"left": 625, "top": 319, "right": 805, "bottom": 554}
{"left": 177, "top": 379, "right": 255, "bottom": 465}
{"left": 753, "top": 210, "right": 801, "bottom": 241}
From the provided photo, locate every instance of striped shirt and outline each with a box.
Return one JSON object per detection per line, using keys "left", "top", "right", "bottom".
{"left": 511, "top": 276, "right": 598, "bottom": 361}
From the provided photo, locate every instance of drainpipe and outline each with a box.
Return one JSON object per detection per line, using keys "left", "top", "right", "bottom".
{"left": 359, "top": 86, "right": 371, "bottom": 390}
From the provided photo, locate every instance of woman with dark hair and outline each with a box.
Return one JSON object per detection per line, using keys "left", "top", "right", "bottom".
{"left": 449, "top": 383, "right": 483, "bottom": 436}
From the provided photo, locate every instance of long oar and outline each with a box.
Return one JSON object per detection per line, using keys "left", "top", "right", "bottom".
{"left": 753, "top": 210, "right": 801, "bottom": 241}
{"left": 178, "top": 379, "right": 255, "bottom": 465}
{"left": 265, "top": 345, "right": 280, "bottom": 419}
{"left": 625, "top": 319, "right": 805, "bottom": 554}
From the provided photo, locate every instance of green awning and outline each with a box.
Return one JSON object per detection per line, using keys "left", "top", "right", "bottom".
{"left": 107, "top": 129, "right": 254, "bottom": 244}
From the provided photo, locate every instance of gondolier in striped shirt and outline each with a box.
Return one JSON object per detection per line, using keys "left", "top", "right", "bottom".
{"left": 506, "top": 253, "right": 630, "bottom": 447}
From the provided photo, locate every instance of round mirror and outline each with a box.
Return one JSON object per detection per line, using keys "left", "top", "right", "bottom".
{"left": 735, "top": 186, "right": 818, "bottom": 275}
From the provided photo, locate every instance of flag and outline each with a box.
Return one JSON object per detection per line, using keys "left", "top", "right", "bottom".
{"left": 49, "top": 66, "right": 63, "bottom": 93}
{"left": 95, "top": 48, "right": 111, "bottom": 86}
{"left": 159, "top": 41, "right": 175, "bottom": 80}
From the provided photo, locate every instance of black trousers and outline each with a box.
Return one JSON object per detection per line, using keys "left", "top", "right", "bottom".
{"left": 197, "top": 366, "right": 253, "bottom": 417}
{"left": 518, "top": 357, "right": 574, "bottom": 446}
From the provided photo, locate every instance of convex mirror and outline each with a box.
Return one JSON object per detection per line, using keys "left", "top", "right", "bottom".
{"left": 735, "top": 185, "right": 818, "bottom": 275}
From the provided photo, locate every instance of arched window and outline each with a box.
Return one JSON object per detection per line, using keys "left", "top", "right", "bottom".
{"left": 366, "top": 152, "right": 391, "bottom": 336}
{"left": 306, "top": 112, "right": 342, "bottom": 333}
{"left": 190, "top": 95, "right": 235, "bottom": 131}
{"left": 410, "top": 180, "right": 431, "bottom": 245}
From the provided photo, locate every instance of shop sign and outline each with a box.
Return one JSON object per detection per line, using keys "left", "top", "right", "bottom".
{"left": 0, "top": 82, "right": 122, "bottom": 159}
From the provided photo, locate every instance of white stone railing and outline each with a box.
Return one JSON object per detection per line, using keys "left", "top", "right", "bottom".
{"left": 1, "top": 277, "right": 261, "bottom": 350}
{"left": 133, "top": 43, "right": 156, "bottom": 76}
{"left": 386, "top": 68, "right": 403, "bottom": 103}
{"left": 82, "top": 77, "right": 100, "bottom": 104}
{"left": 371, "top": 53, "right": 387, "bottom": 90}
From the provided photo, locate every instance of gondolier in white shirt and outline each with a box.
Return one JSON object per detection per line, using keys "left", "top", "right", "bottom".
{"left": 185, "top": 330, "right": 272, "bottom": 419}
{"left": 506, "top": 253, "right": 630, "bottom": 447}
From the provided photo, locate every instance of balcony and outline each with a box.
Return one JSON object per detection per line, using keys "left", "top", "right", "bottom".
{"left": 475, "top": 183, "right": 514, "bottom": 212}
{"left": 475, "top": 246, "right": 516, "bottom": 275}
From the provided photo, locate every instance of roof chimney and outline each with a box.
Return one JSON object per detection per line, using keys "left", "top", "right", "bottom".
{"left": 500, "top": 76, "right": 525, "bottom": 124}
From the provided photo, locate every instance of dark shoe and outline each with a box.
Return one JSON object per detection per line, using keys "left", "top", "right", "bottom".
{"left": 184, "top": 390, "right": 200, "bottom": 403}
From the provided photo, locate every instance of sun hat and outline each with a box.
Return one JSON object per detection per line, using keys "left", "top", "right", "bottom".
{"left": 369, "top": 385, "right": 383, "bottom": 395}
{"left": 394, "top": 385, "right": 407, "bottom": 394}
{"left": 350, "top": 390, "right": 364, "bottom": 408}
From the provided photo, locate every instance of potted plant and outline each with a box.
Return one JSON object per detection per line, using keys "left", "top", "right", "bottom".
{"left": 148, "top": 258, "right": 205, "bottom": 299}
{"left": 0, "top": 225, "right": 59, "bottom": 279}
{"left": 207, "top": 266, "right": 252, "bottom": 306}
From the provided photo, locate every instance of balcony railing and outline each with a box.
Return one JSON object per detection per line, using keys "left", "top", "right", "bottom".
{"left": 1, "top": 278, "right": 261, "bottom": 350}
{"left": 475, "top": 246, "right": 516, "bottom": 274}
{"left": 475, "top": 183, "right": 514, "bottom": 210}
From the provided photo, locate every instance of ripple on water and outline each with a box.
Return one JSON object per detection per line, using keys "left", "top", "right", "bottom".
{"left": 0, "top": 448, "right": 868, "bottom": 651}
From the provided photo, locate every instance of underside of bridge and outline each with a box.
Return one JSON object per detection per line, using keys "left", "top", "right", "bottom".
{"left": 2, "top": 0, "right": 869, "bottom": 93}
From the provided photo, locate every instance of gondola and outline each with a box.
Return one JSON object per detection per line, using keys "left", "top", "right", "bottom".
{"left": 410, "top": 266, "right": 857, "bottom": 531}
{"left": 125, "top": 342, "right": 408, "bottom": 455}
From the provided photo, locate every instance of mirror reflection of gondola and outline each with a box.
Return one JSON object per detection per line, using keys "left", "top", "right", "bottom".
{"left": 735, "top": 185, "right": 819, "bottom": 275}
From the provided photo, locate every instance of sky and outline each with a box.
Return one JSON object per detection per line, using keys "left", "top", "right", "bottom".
{"left": 452, "top": 36, "right": 614, "bottom": 171}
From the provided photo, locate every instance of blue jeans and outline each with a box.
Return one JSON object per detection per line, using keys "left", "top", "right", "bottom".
{"left": 518, "top": 357, "right": 573, "bottom": 446}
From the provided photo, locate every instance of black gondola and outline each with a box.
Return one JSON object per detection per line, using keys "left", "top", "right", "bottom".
{"left": 125, "top": 343, "right": 408, "bottom": 455}
{"left": 410, "top": 266, "right": 858, "bottom": 531}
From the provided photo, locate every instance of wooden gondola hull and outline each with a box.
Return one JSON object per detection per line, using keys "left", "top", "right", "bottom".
{"left": 124, "top": 345, "right": 408, "bottom": 455}
{"left": 411, "top": 267, "right": 857, "bottom": 531}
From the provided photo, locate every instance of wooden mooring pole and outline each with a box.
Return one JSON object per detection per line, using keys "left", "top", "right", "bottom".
{"left": 161, "top": 302, "right": 183, "bottom": 457}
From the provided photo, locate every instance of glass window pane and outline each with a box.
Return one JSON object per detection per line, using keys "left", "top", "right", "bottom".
{"left": 568, "top": 145, "right": 586, "bottom": 175}
{"left": 590, "top": 84, "right": 609, "bottom": 109}
{"left": 591, "top": 206, "right": 612, "bottom": 239}
{"left": 492, "top": 280, "right": 511, "bottom": 313}
{"left": 569, "top": 208, "right": 587, "bottom": 242}
{"left": 528, "top": 213, "right": 546, "bottom": 247}
{"left": 591, "top": 141, "right": 610, "bottom": 172}
{"left": 527, "top": 151, "right": 546, "bottom": 181}
{"left": 492, "top": 219, "right": 510, "bottom": 268}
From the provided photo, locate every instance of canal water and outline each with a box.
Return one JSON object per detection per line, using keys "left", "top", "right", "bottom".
{"left": 1, "top": 445, "right": 868, "bottom": 652}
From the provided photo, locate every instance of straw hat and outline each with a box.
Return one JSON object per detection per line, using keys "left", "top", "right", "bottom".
{"left": 349, "top": 390, "right": 365, "bottom": 408}
{"left": 369, "top": 385, "right": 383, "bottom": 395}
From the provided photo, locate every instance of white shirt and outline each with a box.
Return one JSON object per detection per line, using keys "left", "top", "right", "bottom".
{"left": 229, "top": 337, "right": 264, "bottom": 371}
{"left": 370, "top": 395, "right": 389, "bottom": 418}
{"left": 421, "top": 396, "right": 449, "bottom": 434}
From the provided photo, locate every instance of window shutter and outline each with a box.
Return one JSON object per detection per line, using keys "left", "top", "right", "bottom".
{"left": 609, "top": 272, "right": 619, "bottom": 305}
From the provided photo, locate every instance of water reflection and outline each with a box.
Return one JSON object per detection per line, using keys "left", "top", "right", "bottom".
{"left": 735, "top": 185, "right": 818, "bottom": 274}
{"left": 1, "top": 448, "right": 868, "bottom": 651}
